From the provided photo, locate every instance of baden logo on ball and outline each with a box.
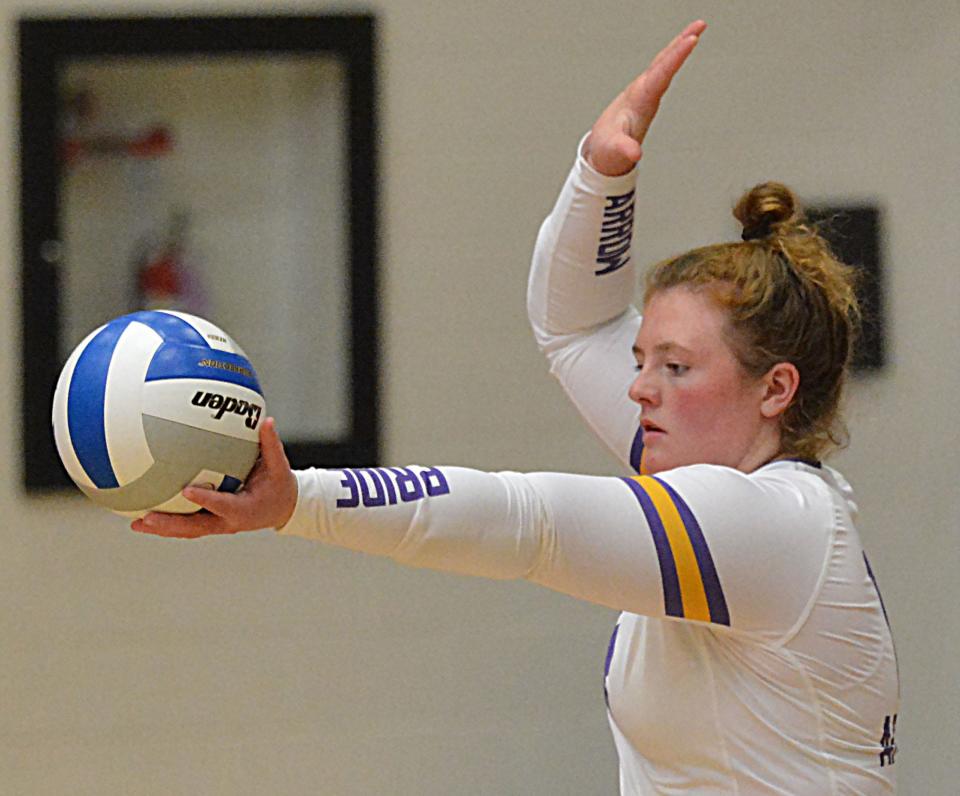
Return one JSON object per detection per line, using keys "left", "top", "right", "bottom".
{"left": 51, "top": 310, "right": 265, "bottom": 518}
{"left": 190, "top": 390, "right": 263, "bottom": 428}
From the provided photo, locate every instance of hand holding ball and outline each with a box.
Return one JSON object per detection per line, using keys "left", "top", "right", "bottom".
{"left": 52, "top": 310, "right": 265, "bottom": 518}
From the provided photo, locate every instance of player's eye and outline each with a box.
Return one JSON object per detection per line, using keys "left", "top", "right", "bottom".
{"left": 666, "top": 363, "right": 689, "bottom": 376}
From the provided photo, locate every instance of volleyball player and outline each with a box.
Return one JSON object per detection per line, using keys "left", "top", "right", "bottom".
{"left": 133, "top": 20, "right": 899, "bottom": 793}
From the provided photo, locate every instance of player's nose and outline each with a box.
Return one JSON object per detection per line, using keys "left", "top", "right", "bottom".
{"left": 628, "top": 370, "right": 660, "bottom": 407}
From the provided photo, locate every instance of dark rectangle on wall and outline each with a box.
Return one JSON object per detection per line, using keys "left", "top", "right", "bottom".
{"left": 807, "top": 204, "right": 885, "bottom": 371}
{"left": 18, "top": 15, "right": 381, "bottom": 491}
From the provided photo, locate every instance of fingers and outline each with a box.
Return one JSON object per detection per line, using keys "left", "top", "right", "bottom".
{"left": 129, "top": 483, "right": 240, "bottom": 537}
{"left": 646, "top": 21, "right": 706, "bottom": 79}
{"left": 129, "top": 415, "right": 294, "bottom": 538}
{"left": 672, "top": 20, "right": 708, "bottom": 49}
{"left": 656, "top": 20, "right": 707, "bottom": 65}
{"left": 131, "top": 510, "right": 232, "bottom": 538}
{"left": 181, "top": 483, "right": 236, "bottom": 515}
{"left": 629, "top": 23, "right": 705, "bottom": 106}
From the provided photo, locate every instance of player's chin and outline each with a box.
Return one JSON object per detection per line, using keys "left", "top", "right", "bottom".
{"left": 639, "top": 437, "right": 665, "bottom": 474}
{"left": 641, "top": 445, "right": 688, "bottom": 475}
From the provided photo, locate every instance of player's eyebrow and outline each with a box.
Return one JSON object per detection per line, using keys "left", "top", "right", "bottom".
{"left": 632, "top": 341, "right": 694, "bottom": 357}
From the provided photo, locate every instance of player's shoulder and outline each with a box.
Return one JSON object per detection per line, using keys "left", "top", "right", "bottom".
{"left": 652, "top": 459, "right": 851, "bottom": 533}
{"left": 754, "top": 459, "right": 858, "bottom": 522}
{"left": 663, "top": 457, "right": 850, "bottom": 495}
{"left": 635, "top": 460, "right": 850, "bottom": 636}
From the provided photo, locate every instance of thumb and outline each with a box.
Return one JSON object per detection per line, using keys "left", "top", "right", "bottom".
{"left": 259, "top": 417, "right": 290, "bottom": 470}
{"left": 615, "top": 133, "right": 642, "bottom": 165}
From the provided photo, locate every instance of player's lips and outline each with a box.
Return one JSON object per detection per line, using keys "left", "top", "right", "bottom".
{"left": 641, "top": 420, "right": 666, "bottom": 436}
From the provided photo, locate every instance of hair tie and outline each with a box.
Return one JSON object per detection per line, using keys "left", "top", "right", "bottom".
{"left": 741, "top": 224, "right": 769, "bottom": 241}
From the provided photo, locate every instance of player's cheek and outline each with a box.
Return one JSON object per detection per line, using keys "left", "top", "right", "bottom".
{"left": 671, "top": 385, "right": 721, "bottom": 453}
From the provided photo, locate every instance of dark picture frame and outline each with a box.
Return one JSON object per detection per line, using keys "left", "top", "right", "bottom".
{"left": 19, "top": 14, "right": 380, "bottom": 491}
{"left": 807, "top": 204, "right": 885, "bottom": 371}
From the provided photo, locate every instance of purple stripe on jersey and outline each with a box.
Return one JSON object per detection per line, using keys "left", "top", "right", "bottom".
{"left": 629, "top": 426, "right": 644, "bottom": 474}
{"left": 784, "top": 457, "right": 822, "bottom": 469}
{"left": 654, "top": 477, "right": 730, "bottom": 626}
{"left": 621, "top": 478, "right": 683, "bottom": 619}
{"left": 604, "top": 622, "right": 620, "bottom": 678}
{"left": 603, "top": 622, "right": 620, "bottom": 708}
{"left": 863, "top": 551, "right": 900, "bottom": 692}
{"left": 863, "top": 552, "right": 891, "bottom": 631}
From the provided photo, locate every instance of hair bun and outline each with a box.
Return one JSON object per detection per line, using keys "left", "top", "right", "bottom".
{"left": 735, "top": 181, "right": 798, "bottom": 241}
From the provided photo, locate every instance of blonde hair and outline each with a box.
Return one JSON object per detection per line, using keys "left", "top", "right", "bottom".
{"left": 644, "top": 182, "right": 860, "bottom": 461}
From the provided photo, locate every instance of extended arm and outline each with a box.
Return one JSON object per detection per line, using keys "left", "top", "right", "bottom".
{"left": 275, "top": 461, "right": 829, "bottom": 638}
{"left": 132, "top": 419, "right": 829, "bottom": 637}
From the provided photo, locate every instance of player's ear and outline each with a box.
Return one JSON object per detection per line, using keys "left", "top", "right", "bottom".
{"left": 759, "top": 361, "right": 799, "bottom": 419}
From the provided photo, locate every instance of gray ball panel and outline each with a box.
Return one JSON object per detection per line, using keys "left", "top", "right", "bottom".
{"left": 84, "top": 415, "right": 259, "bottom": 512}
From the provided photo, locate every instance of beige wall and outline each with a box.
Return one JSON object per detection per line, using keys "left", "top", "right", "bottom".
{"left": 3, "top": 2, "right": 957, "bottom": 794}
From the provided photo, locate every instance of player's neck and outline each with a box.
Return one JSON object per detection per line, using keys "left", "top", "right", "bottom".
{"left": 735, "top": 426, "right": 783, "bottom": 474}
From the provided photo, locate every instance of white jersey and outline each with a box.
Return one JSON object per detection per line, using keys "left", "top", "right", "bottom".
{"left": 279, "top": 141, "right": 900, "bottom": 794}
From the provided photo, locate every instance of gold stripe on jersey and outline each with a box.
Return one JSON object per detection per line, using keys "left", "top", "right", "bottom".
{"left": 632, "top": 475, "right": 711, "bottom": 623}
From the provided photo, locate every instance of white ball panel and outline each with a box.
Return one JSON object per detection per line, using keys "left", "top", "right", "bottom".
{"left": 158, "top": 310, "right": 247, "bottom": 356}
{"left": 103, "top": 322, "right": 162, "bottom": 485}
{"left": 141, "top": 378, "right": 263, "bottom": 442}
{"left": 51, "top": 325, "right": 104, "bottom": 490}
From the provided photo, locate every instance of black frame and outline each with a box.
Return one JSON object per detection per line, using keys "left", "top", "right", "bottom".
{"left": 18, "top": 14, "right": 380, "bottom": 491}
{"left": 807, "top": 204, "right": 885, "bottom": 371}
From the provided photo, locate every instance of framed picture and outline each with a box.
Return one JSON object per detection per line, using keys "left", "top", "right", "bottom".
{"left": 807, "top": 203, "right": 885, "bottom": 371}
{"left": 19, "top": 15, "right": 380, "bottom": 491}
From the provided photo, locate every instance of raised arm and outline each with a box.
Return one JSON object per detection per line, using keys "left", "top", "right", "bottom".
{"left": 527, "top": 21, "right": 705, "bottom": 472}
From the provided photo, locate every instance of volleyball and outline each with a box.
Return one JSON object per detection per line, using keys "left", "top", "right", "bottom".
{"left": 52, "top": 310, "right": 265, "bottom": 518}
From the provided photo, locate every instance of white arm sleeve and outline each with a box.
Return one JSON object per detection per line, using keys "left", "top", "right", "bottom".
{"left": 527, "top": 136, "right": 645, "bottom": 472}
{"left": 280, "top": 464, "right": 831, "bottom": 638}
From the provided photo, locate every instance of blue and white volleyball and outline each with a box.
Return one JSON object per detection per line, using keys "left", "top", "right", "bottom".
{"left": 52, "top": 310, "right": 265, "bottom": 518}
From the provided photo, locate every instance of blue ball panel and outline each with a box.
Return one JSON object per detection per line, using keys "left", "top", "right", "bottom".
{"left": 218, "top": 475, "right": 243, "bottom": 493}
{"left": 144, "top": 345, "right": 263, "bottom": 394}
{"left": 68, "top": 322, "right": 126, "bottom": 488}
{"left": 120, "top": 311, "right": 210, "bottom": 347}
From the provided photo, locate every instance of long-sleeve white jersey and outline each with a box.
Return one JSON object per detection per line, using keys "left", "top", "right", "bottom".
{"left": 279, "top": 142, "right": 900, "bottom": 794}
